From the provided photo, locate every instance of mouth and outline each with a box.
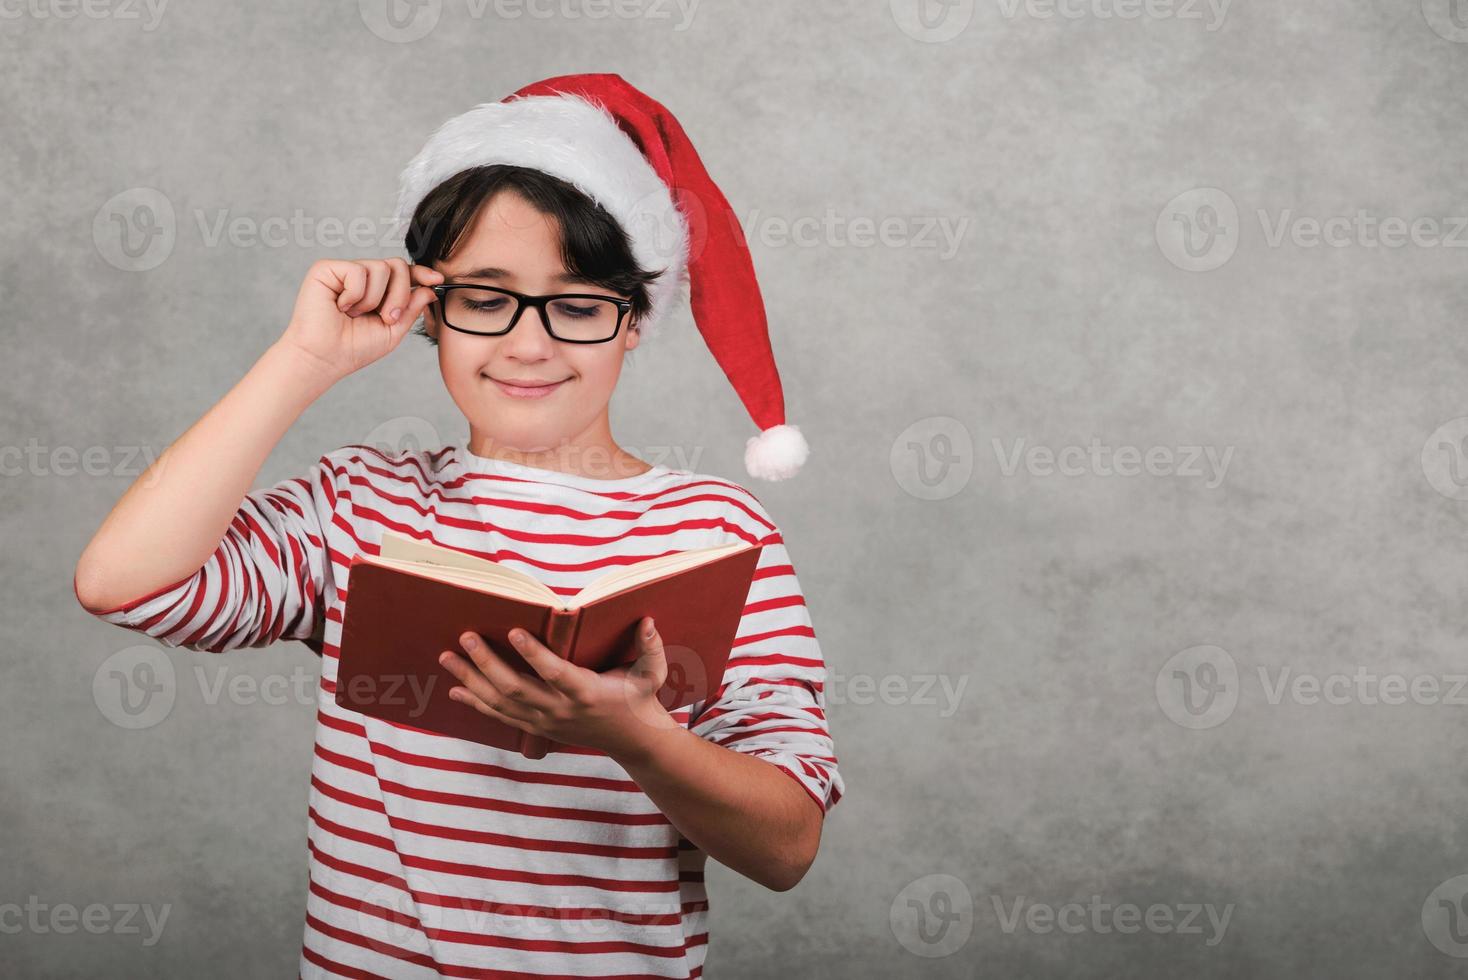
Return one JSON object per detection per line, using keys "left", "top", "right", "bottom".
{"left": 482, "top": 374, "right": 572, "bottom": 399}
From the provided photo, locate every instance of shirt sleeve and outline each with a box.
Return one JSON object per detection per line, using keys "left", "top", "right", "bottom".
{"left": 75, "top": 450, "right": 343, "bottom": 653}
{"left": 687, "top": 511, "right": 845, "bottom": 816}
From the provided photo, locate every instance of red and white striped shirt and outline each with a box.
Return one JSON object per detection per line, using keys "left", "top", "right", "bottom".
{"left": 80, "top": 443, "right": 844, "bottom": 978}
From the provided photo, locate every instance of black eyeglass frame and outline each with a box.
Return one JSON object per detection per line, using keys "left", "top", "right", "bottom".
{"left": 430, "top": 283, "right": 635, "bottom": 344}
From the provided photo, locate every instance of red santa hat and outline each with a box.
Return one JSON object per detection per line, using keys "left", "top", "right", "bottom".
{"left": 392, "top": 72, "right": 809, "bottom": 482}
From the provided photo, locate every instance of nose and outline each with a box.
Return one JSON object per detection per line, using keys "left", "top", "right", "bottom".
{"left": 500, "top": 304, "right": 557, "bottom": 361}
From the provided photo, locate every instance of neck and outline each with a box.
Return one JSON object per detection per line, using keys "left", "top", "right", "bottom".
{"left": 468, "top": 419, "right": 652, "bottom": 480}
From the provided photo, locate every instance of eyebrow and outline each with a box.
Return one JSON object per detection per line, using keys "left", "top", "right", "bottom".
{"left": 451, "top": 266, "right": 595, "bottom": 286}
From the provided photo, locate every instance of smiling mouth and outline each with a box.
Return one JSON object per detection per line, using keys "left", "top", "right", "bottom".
{"left": 482, "top": 374, "right": 572, "bottom": 398}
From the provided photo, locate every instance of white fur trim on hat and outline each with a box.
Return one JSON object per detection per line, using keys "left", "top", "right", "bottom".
{"left": 394, "top": 94, "right": 689, "bottom": 341}
{"left": 744, "top": 424, "right": 809, "bottom": 482}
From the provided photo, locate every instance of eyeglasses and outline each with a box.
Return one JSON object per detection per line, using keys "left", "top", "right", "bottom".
{"left": 430, "top": 284, "right": 634, "bottom": 344}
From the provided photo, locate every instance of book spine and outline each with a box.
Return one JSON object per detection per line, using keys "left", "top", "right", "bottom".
{"left": 518, "top": 608, "right": 580, "bottom": 760}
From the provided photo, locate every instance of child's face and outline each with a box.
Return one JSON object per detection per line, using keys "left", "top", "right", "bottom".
{"left": 425, "top": 189, "right": 641, "bottom": 456}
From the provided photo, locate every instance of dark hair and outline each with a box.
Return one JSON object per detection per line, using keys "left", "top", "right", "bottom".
{"left": 405, "top": 165, "right": 664, "bottom": 346}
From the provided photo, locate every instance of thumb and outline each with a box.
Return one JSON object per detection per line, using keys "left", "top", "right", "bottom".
{"left": 389, "top": 285, "right": 436, "bottom": 344}
{"left": 628, "top": 618, "right": 667, "bottom": 690}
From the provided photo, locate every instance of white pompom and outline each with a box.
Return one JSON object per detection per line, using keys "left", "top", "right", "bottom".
{"left": 744, "top": 424, "right": 809, "bottom": 481}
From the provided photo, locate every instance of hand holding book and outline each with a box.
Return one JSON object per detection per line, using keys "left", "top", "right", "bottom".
{"left": 438, "top": 615, "right": 685, "bottom": 760}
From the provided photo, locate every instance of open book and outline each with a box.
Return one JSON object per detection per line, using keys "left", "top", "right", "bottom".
{"left": 335, "top": 531, "right": 764, "bottom": 759}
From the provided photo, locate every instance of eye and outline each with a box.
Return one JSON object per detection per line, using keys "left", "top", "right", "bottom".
{"left": 465, "top": 297, "right": 509, "bottom": 312}
{"left": 552, "top": 300, "right": 602, "bottom": 318}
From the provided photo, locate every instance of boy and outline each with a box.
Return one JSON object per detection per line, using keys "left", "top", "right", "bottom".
{"left": 74, "top": 75, "right": 843, "bottom": 977}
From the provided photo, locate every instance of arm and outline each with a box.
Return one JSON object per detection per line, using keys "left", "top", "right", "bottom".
{"left": 74, "top": 258, "right": 441, "bottom": 613}
{"left": 608, "top": 709, "right": 825, "bottom": 892}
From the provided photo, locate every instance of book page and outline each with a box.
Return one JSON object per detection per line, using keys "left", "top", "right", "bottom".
{"left": 372, "top": 531, "right": 752, "bottom": 610}
{"left": 376, "top": 532, "right": 559, "bottom": 605}
{"left": 572, "top": 541, "right": 753, "bottom": 606}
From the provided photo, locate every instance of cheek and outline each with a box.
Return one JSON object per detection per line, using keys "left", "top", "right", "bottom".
{"left": 439, "top": 333, "right": 489, "bottom": 375}
{"left": 437, "top": 341, "right": 492, "bottom": 403}
{"left": 569, "top": 353, "right": 624, "bottom": 395}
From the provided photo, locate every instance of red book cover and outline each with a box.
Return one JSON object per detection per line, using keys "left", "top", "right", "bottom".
{"left": 334, "top": 539, "right": 764, "bottom": 759}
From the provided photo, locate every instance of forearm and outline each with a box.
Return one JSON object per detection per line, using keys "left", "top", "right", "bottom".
{"left": 74, "top": 341, "right": 336, "bottom": 611}
{"left": 608, "top": 720, "right": 823, "bottom": 892}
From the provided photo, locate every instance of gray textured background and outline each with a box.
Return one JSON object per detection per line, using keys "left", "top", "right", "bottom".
{"left": 6, "top": 1, "right": 1468, "bottom": 976}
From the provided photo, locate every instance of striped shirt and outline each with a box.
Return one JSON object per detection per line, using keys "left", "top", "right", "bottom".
{"left": 78, "top": 443, "right": 844, "bottom": 978}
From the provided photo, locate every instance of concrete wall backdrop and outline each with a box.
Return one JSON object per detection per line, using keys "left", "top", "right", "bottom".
{"left": 5, "top": 1, "right": 1468, "bottom": 976}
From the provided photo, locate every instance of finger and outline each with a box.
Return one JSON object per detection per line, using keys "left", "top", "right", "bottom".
{"left": 438, "top": 649, "right": 541, "bottom": 722}
{"left": 387, "top": 285, "right": 438, "bottom": 346}
{"left": 404, "top": 285, "right": 438, "bottom": 324}
{"left": 379, "top": 258, "right": 414, "bottom": 325}
{"left": 629, "top": 618, "right": 667, "bottom": 689}
{"left": 410, "top": 262, "right": 445, "bottom": 286}
{"left": 458, "top": 632, "right": 558, "bottom": 710}
{"left": 505, "top": 627, "right": 588, "bottom": 700}
{"left": 335, "top": 262, "right": 367, "bottom": 313}
{"left": 346, "top": 260, "right": 390, "bottom": 318}
{"left": 448, "top": 685, "right": 538, "bottom": 733}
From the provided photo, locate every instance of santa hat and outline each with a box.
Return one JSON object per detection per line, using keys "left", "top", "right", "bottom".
{"left": 391, "top": 73, "right": 808, "bottom": 482}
